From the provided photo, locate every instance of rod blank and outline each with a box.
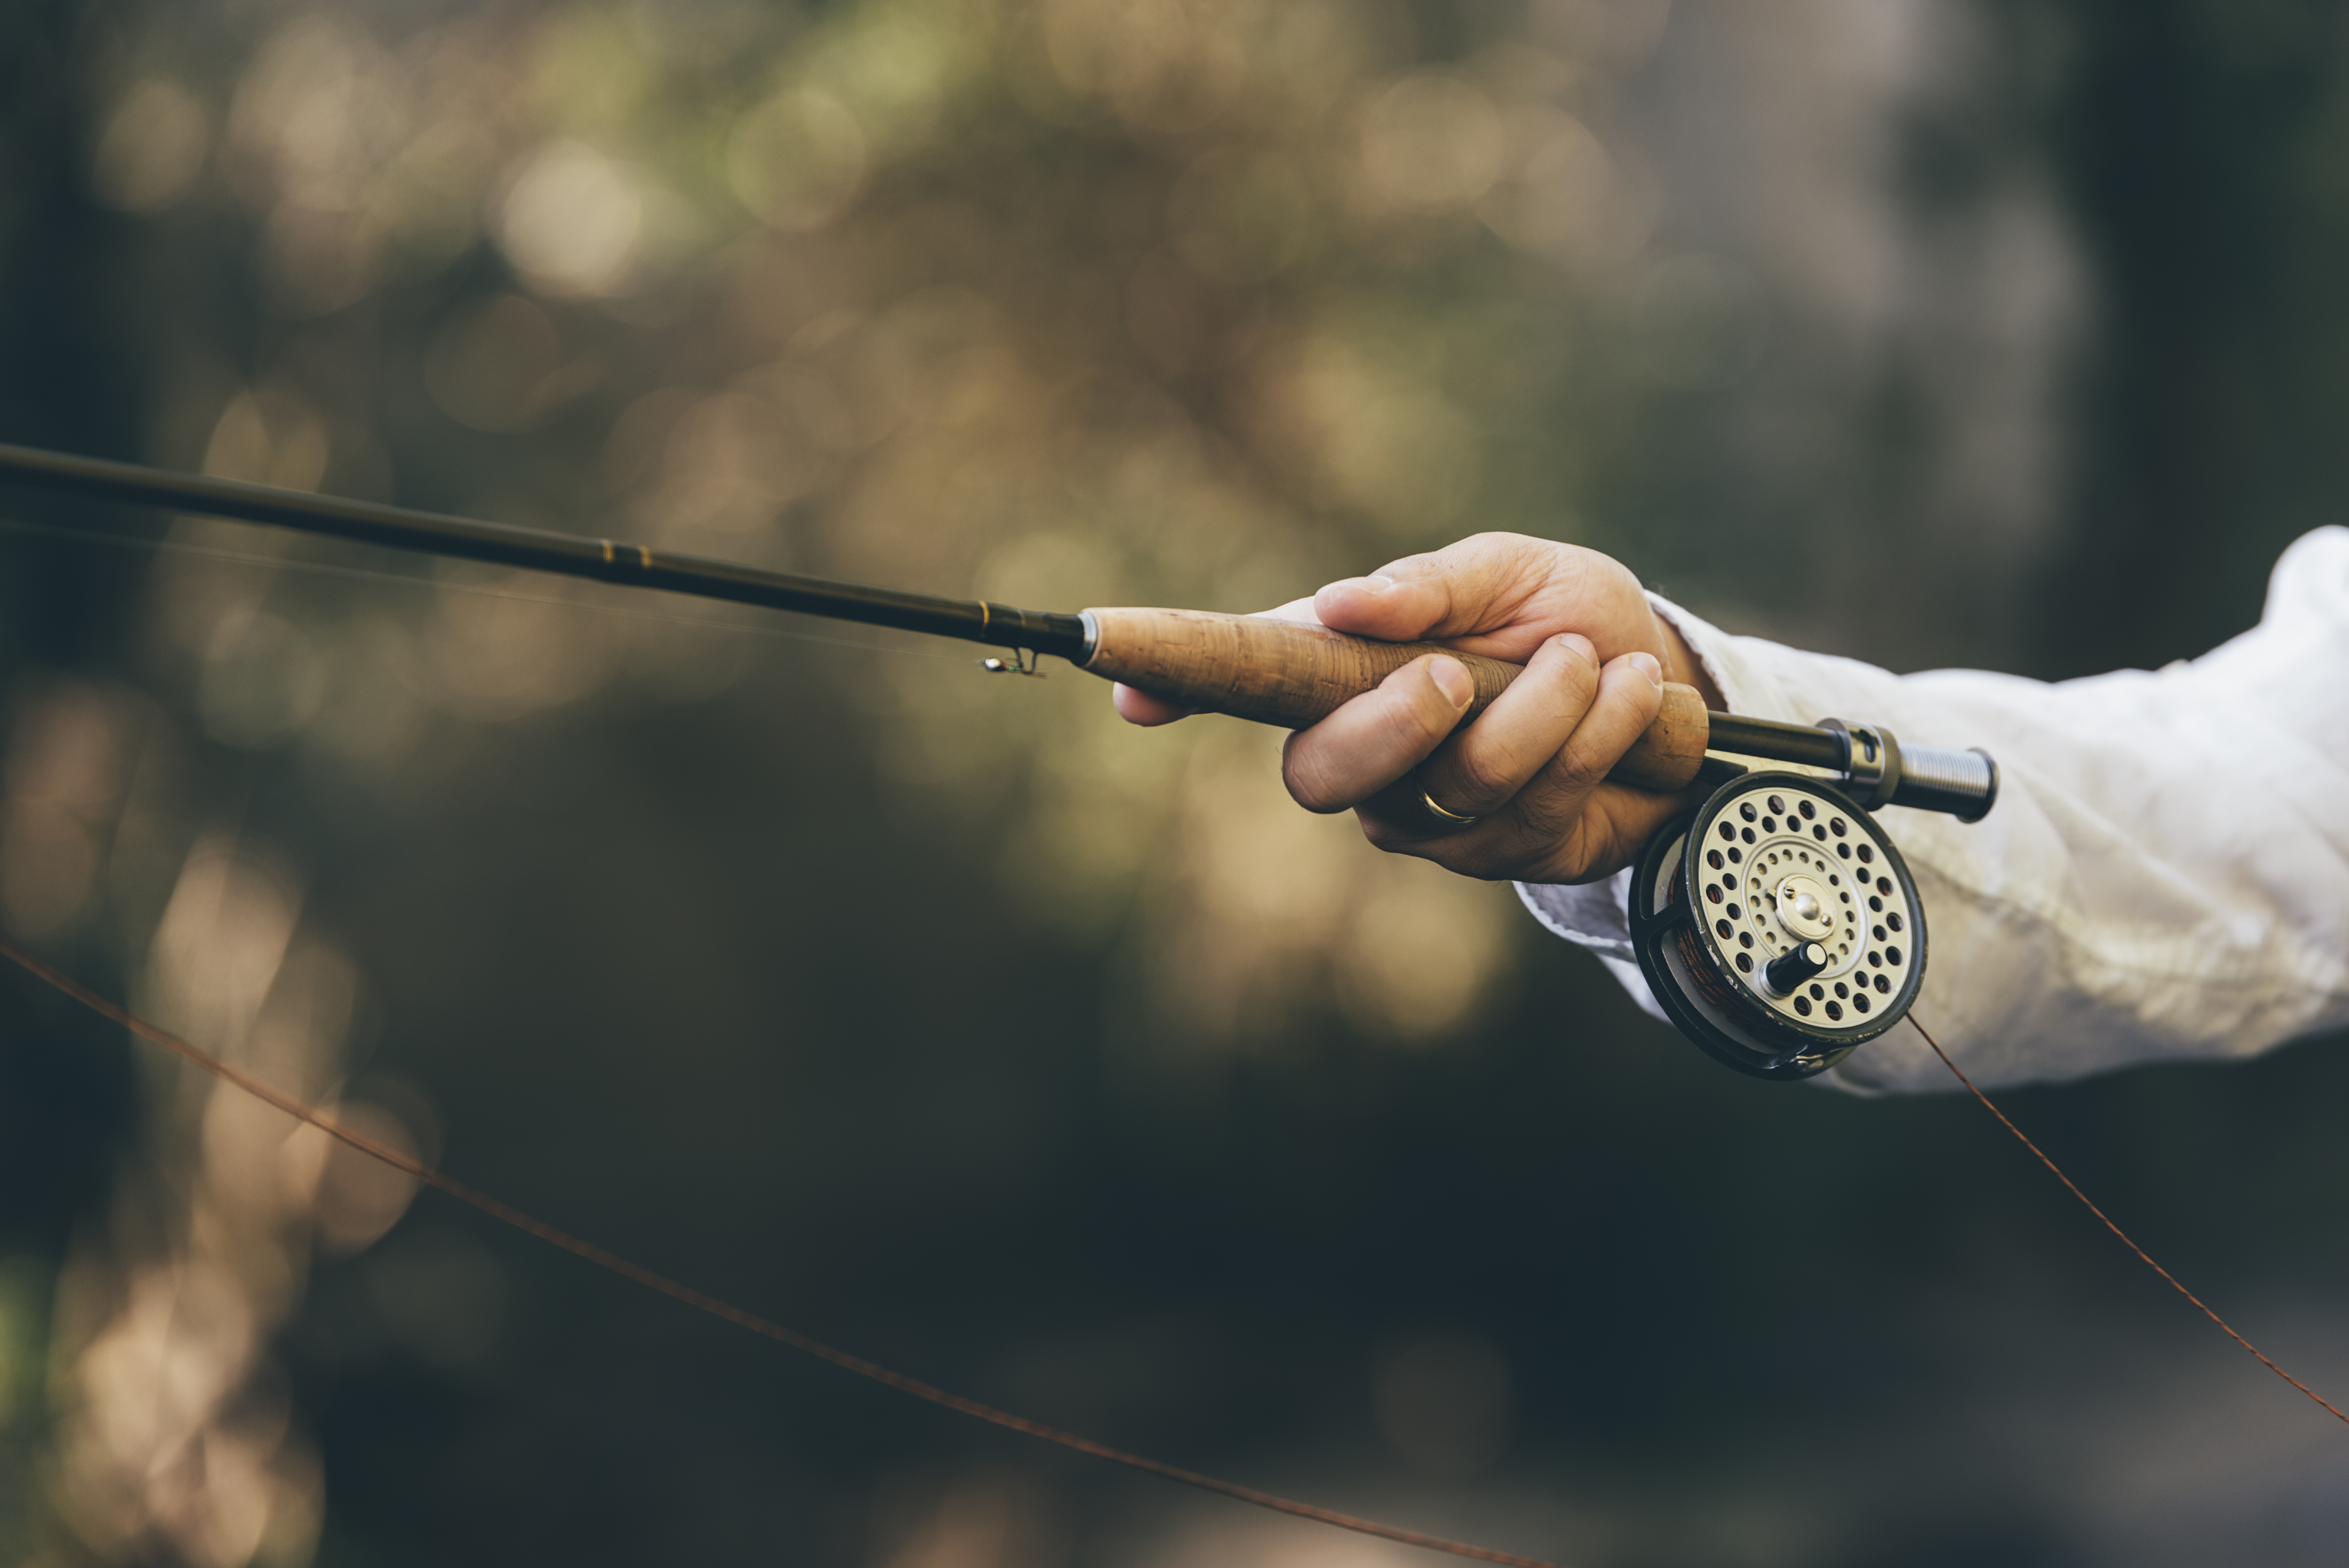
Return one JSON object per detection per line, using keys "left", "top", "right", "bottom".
{"left": 0, "top": 442, "right": 1089, "bottom": 661}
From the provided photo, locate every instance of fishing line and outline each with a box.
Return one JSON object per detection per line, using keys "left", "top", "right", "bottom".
{"left": 8, "top": 948, "right": 2341, "bottom": 1566}
{"left": 0, "top": 936, "right": 1569, "bottom": 1568}
{"left": 1913, "top": 1013, "right": 2349, "bottom": 1425}
{"left": 0, "top": 512, "right": 965, "bottom": 662}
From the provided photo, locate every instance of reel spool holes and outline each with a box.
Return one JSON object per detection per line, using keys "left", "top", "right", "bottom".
{"left": 1630, "top": 772, "right": 1926, "bottom": 1081}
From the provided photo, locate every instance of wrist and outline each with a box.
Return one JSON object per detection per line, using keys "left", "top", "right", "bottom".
{"left": 1651, "top": 606, "right": 1725, "bottom": 711}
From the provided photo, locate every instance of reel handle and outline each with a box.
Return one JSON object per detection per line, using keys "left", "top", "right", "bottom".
{"left": 1080, "top": 606, "right": 1711, "bottom": 793}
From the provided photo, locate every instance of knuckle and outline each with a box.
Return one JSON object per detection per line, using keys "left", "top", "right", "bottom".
{"left": 1513, "top": 779, "right": 1586, "bottom": 841}
{"left": 1547, "top": 742, "right": 1611, "bottom": 794}
{"left": 1441, "top": 748, "right": 1517, "bottom": 812}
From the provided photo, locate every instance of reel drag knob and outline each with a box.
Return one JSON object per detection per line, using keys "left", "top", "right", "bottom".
{"left": 1627, "top": 772, "right": 1928, "bottom": 1081}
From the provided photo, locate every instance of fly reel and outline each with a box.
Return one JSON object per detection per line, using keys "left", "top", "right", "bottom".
{"left": 1625, "top": 717, "right": 1995, "bottom": 1082}
{"left": 1632, "top": 773, "right": 1923, "bottom": 1079}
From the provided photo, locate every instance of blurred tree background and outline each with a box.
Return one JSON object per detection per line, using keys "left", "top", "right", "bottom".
{"left": 3, "top": 0, "right": 2348, "bottom": 1565}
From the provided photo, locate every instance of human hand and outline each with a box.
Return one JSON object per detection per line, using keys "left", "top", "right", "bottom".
{"left": 1112, "top": 534, "right": 1722, "bottom": 884}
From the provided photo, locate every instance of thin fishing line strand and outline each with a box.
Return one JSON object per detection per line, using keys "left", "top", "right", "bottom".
{"left": 0, "top": 937, "right": 1568, "bottom": 1568}
{"left": 1913, "top": 1013, "right": 2349, "bottom": 1427}
{"left": 0, "top": 513, "right": 964, "bottom": 661}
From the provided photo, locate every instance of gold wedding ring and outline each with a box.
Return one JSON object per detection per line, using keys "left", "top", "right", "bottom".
{"left": 1419, "top": 789, "right": 1481, "bottom": 832}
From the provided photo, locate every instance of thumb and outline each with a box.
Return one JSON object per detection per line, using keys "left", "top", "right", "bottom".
{"left": 1311, "top": 569, "right": 1450, "bottom": 643}
{"left": 1311, "top": 533, "right": 1559, "bottom": 643}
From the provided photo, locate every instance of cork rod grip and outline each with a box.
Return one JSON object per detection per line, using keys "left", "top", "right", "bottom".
{"left": 1081, "top": 606, "right": 1710, "bottom": 793}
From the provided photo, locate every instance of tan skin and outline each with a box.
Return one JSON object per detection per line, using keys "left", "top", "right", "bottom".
{"left": 1113, "top": 533, "right": 1727, "bottom": 886}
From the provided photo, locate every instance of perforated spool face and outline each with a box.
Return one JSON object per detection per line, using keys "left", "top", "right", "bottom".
{"left": 1686, "top": 774, "right": 1923, "bottom": 1039}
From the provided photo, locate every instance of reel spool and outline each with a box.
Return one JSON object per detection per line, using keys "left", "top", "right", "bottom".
{"left": 1631, "top": 771, "right": 1928, "bottom": 1082}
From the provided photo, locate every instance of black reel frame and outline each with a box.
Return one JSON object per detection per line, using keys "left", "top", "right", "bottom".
{"left": 1630, "top": 771, "right": 1929, "bottom": 1082}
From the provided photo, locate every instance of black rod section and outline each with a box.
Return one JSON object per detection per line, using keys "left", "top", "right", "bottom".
{"left": 1702, "top": 711, "right": 1850, "bottom": 772}
{"left": 0, "top": 443, "right": 1092, "bottom": 662}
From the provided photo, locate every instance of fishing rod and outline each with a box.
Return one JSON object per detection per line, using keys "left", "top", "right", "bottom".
{"left": 0, "top": 441, "right": 1996, "bottom": 1080}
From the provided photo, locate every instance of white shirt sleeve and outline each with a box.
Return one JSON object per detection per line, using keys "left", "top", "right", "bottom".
{"left": 1518, "top": 527, "right": 2349, "bottom": 1094}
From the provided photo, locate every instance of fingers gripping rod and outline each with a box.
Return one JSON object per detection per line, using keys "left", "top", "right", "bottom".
{"left": 0, "top": 443, "right": 1994, "bottom": 819}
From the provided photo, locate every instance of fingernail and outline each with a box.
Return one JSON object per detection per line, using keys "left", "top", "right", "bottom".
{"left": 1429, "top": 656, "right": 1474, "bottom": 708}
{"left": 1558, "top": 633, "right": 1596, "bottom": 663}
{"left": 1629, "top": 651, "right": 1663, "bottom": 686}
